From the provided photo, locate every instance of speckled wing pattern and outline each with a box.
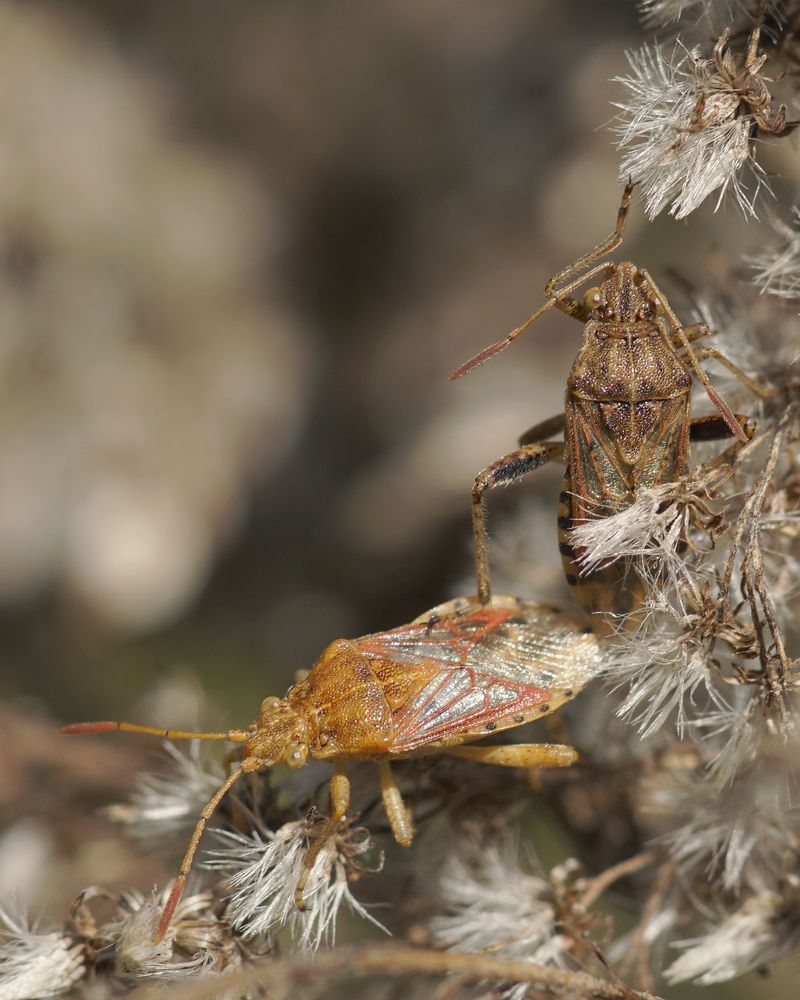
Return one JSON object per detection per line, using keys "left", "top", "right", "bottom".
{"left": 355, "top": 595, "right": 602, "bottom": 753}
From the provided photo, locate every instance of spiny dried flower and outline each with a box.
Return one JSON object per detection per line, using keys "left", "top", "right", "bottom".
{"left": 103, "top": 741, "right": 223, "bottom": 842}
{"left": 613, "top": 34, "right": 784, "bottom": 219}
{"left": 569, "top": 476, "right": 723, "bottom": 592}
{"left": 638, "top": 0, "right": 782, "bottom": 30}
{"left": 209, "top": 816, "right": 383, "bottom": 952}
{"left": 0, "top": 905, "right": 85, "bottom": 1000}
{"left": 665, "top": 887, "right": 800, "bottom": 984}
{"left": 748, "top": 207, "right": 800, "bottom": 300}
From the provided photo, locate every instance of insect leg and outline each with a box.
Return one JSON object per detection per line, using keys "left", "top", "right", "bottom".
{"left": 670, "top": 321, "right": 713, "bottom": 346}
{"left": 554, "top": 297, "right": 591, "bottom": 323}
{"left": 640, "top": 267, "right": 749, "bottom": 442}
{"left": 690, "top": 413, "right": 755, "bottom": 442}
{"left": 444, "top": 743, "right": 578, "bottom": 768}
{"left": 294, "top": 762, "right": 350, "bottom": 911}
{"left": 690, "top": 346, "right": 770, "bottom": 398}
{"left": 156, "top": 760, "right": 255, "bottom": 941}
{"left": 518, "top": 412, "right": 565, "bottom": 447}
{"left": 378, "top": 759, "right": 413, "bottom": 847}
{"left": 473, "top": 442, "right": 565, "bottom": 604}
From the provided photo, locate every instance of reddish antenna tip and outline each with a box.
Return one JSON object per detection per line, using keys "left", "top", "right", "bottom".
{"left": 156, "top": 878, "right": 184, "bottom": 942}
{"left": 60, "top": 721, "right": 118, "bottom": 734}
{"left": 447, "top": 339, "right": 509, "bottom": 381}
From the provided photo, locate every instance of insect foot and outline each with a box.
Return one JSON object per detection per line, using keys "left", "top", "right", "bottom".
{"left": 61, "top": 594, "right": 601, "bottom": 939}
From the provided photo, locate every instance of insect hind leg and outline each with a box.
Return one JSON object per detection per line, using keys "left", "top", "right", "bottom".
{"left": 379, "top": 760, "right": 413, "bottom": 847}
{"left": 472, "top": 442, "right": 565, "bottom": 604}
{"left": 690, "top": 413, "right": 755, "bottom": 442}
{"left": 444, "top": 743, "right": 578, "bottom": 768}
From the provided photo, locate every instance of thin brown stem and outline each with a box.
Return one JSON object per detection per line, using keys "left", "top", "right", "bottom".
{"left": 125, "top": 944, "right": 667, "bottom": 1000}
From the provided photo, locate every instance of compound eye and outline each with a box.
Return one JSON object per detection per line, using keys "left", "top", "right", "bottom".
{"left": 638, "top": 301, "right": 655, "bottom": 320}
{"left": 261, "top": 696, "right": 281, "bottom": 714}
{"left": 583, "top": 287, "right": 604, "bottom": 311}
{"left": 288, "top": 746, "right": 306, "bottom": 768}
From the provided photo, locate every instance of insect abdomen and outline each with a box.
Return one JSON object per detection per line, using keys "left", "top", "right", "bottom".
{"left": 557, "top": 471, "right": 646, "bottom": 637}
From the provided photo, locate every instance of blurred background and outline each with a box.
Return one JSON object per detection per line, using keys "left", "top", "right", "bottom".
{"left": 0, "top": 2, "right": 798, "bottom": 996}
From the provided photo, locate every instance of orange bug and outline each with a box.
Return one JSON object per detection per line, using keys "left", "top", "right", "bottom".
{"left": 62, "top": 594, "right": 601, "bottom": 940}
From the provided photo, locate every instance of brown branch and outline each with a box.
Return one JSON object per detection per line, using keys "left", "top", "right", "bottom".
{"left": 124, "top": 943, "right": 668, "bottom": 1000}
{"left": 581, "top": 851, "right": 656, "bottom": 910}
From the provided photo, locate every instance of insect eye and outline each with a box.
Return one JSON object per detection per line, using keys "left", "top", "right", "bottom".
{"left": 261, "top": 696, "right": 281, "bottom": 714}
{"left": 638, "top": 301, "right": 655, "bottom": 320}
{"left": 583, "top": 287, "right": 604, "bottom": 311}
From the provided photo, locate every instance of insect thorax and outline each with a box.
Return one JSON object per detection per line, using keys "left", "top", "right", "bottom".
{"left": 568, "top": 323, "right": 691, "bottom": 403}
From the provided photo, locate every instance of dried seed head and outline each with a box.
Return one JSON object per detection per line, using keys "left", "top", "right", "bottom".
{"left": 209, "top": 815, "right": 383, "bottom": 952}
{"left": 0, "top": 905, "right": 86, "bottom": 999}
{"left": 613, "top": 41, "right": 773, "bottom": 219}
{"left": 665, "top": 890, "right": 800, "bottom": 984}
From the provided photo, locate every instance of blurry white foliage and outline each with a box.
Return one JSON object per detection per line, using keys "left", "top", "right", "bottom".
{"left": 210, "top": 820, "right": 383, "bottom": 951}
{"left": 0, "top": 905, "right": 84, "bottom": 1000}
{"left": 0, "top": 6, "right": 307, "bottom": 629}
{"left": 430, "top": 841, "right": 568, "bottom": 971}
{"left": 665, "top": 892, "right": 798, "bottom": 984}
{"left": 748, "top": 208, "right": 800, "bottom": 300}
{"left": 103, "top": 741, "right": 222, "bottom": 842}
{"left": 663, "top": 760, "right": 796, "bottom": 893}
{"left": 613, "top": 42, "right": 763, "bottom": 219}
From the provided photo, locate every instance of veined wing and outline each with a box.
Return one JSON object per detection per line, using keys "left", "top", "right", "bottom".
{"left": 355, "top": 596, "right": 601, "bottom": 753}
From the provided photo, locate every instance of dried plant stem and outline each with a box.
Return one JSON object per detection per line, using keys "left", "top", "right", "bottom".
{"left": 125, "top": 944, "right": 667, "bottom": 1000}
{"left": 619, "top": 857, "right": 679, "bottom": 993}
{"left": 581, "top": 851, "right": 656, "bottom": 910}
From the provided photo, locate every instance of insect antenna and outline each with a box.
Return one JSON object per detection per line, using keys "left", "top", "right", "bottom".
{"left": 61, "top": 719, "right": 256, "bottom": 941}
{"left": 447, "top": 298, "right": 558, "bottom": 380}
{"left": 448, "top": 181, "right": 635, "bottom": 381}
{"left": 157, "top": 765, "right": 247, "bottom": 941}
{"left": 60, "top": 720, "right": 250, "bottom": 741}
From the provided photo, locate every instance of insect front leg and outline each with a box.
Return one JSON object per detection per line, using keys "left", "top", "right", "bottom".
{"left": 472, "top": 442, "right": 565, "bottom": 604}
{"left": 379, "top": 759, "right": 413, "bottom": 847}
{"left": 670, "top": 321, "right": 713, "bottom": 346}
{"left": 294, "top": 762, "right": 350, "bottom": 911}
{"left": 518, "top": 412, "right": 565, "bottom": 447}
{"left": 690, "top": 346, "right": 770, "bottom": 399}
{"left": 444, "top": 743, "right": 578, "bottom": 768}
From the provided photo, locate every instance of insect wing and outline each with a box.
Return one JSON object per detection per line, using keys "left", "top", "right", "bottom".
{"left": 356, "top": 597, "right": 600, "bottom": 752}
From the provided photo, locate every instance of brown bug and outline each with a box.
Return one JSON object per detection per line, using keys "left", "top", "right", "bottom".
{"left": 61, "top": 594, "right": 601, "bottom": 940}
{"left": 450, "top": 182, "right": 765, "bottom": 635}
